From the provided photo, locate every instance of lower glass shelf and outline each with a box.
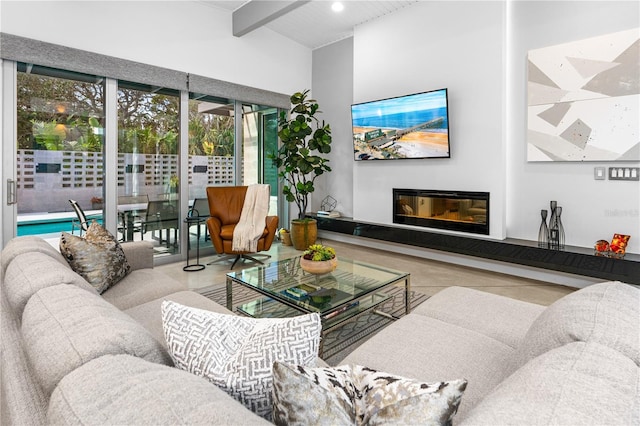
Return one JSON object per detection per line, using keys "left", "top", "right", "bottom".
{"left": 236, "top": 292, "right": 392, "bottom": 328}
{"left": 236, "top": 298, "right": 300, "bottom": 318}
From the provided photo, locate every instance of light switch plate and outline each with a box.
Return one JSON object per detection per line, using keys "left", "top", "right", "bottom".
{"left": 594, "top": 167, "right": 606, "bottom": 180}
{"left": 609, "top": 167, "right": 640, "bottom": 181}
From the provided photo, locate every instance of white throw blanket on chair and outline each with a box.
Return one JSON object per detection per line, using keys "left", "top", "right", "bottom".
{"left": 232, "top": 184, "right": 270, "bottom": 252}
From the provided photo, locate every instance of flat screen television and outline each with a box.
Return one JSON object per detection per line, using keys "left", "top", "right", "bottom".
{"left": 351, "top": 88, "right": 450, "bottom": 161}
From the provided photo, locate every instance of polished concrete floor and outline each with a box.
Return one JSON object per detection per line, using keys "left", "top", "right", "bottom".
{"left": 157, "top": 237, "right": 576, "bottom": 306}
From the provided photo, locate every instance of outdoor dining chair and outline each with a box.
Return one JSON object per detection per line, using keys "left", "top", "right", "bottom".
{"left": 69, "top": 199, "right": 101, "bottom": 236}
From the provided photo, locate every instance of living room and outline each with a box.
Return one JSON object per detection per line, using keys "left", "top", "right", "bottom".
{"left": 1, "top": 2, "right": 639, "bottom": 425}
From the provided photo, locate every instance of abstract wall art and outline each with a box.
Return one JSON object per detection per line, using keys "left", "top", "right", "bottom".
{"left": 527, "top": 28, "right": 639, "bottom": 162}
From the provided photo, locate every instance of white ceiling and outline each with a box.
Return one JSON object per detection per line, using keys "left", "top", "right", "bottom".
{"left": 201, "top": 1, "right": 418, "bottom": 49}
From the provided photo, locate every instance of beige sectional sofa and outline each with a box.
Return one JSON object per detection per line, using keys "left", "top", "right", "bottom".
{"left": 1, "top": 236, "right": 269, "bottom": 425}
{"left": 1, "top": 235, "right": 638, "bottom": 425}
{"left": 343, "top": 282, "right": 639, "bottom": 424}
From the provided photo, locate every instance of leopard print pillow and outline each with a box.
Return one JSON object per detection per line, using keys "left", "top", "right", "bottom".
{"left": 59, "top": 221, "right": 130, "bottom": 293}
{"left": 272, "top": 362, "right": 467, "bottom": 426}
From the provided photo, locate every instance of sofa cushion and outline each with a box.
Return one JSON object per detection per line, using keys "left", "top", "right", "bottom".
{"left": 125, "top": 290, "right": 233, "bottom": 348}
{"left": 47, "top": 354, "right": 270, "bottom": 425}
{"left": 4, "top": 252, "right": 97, "bottom": 319}
{"left": 515, "top": 281, "right": 640, "bottom": 368}
{"left": 21, "top": 284, "right": 172, "bottom": 396}
{"left": 59, "top": 222, "right": 130, "bottom": 294}
{"left": 461, "top": 342, "right": 639, "bottom": 425}
{"left": 0, "top": 284, "right": 48, "bottom": 426}
{"left": 272, "top": 362, "right": 467, "bottom": 426}
{"left": 119, "top": 240, "right": 154, "bottom": 271}
{"left": 412, "top": 286, "right": 544, "bottom": 349}
{"left": 102, "top": 268, "right": 188, "bottom": 310}
{"left": 341, "top": 313, "right": 515, "bottom": 420}
{"left": 161, "top": 300, "right": 321, "bottom": 420}
{"left": 0, "top": 236, "right": 67, "bottom": 280}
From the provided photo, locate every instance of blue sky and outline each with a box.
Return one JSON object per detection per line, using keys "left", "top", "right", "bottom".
{"left": 352, "top": 89, "right": 447, "bottom": 120}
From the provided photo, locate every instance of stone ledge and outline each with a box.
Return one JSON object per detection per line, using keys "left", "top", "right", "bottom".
{"left": 312, "top": 215, "right": 640, "bottom": 285}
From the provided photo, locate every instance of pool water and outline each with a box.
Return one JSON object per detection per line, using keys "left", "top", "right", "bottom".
{"left": 17, "top": 218, "right": 103, "bottom": 236}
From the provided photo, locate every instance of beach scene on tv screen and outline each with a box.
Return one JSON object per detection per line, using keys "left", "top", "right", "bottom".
{"left": 352, "top": 89, "right": 450, "bottom": 160}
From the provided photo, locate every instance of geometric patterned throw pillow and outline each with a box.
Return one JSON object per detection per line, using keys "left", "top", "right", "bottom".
{"left": 59, "top": 221, "right": 130, "bottom": 294}
{"left": 272, "top": 362, "right": 467, "bottom": 426}
{"left": 161, "top": 301, "right": 321, "bottom": 420}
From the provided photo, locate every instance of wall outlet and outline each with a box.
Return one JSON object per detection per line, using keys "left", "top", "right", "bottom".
{"left": 609, "top": 167, "right": 640, "bottom": 181}
{"left": 594, "top": 167, "right": 606, "bottom": 180}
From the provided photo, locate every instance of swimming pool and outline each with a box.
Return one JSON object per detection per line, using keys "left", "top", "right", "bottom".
{"left": 17, "top": 217, "right": 103, "bottom": 236}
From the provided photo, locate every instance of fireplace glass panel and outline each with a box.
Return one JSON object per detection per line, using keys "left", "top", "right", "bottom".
{"left": 393, "top": 189, "right": 489, "bottom": 235}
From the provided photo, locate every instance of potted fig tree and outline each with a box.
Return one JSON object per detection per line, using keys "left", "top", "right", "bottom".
{"left": 271, "top": 90, "right": 332, "bottom": 250}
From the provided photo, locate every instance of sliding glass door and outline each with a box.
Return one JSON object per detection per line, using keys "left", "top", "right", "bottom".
{"left": 13, "top": 63, "right": 105, "bottom": 240}
{"left": 241, "top": 104, "right": 280, "bottom": 217}
{"left": 184, "top": 98, "right": 281, "bottom": 251}
{"left": 117, "top": 82, "right": 181, "bottom": 255}
{"left": 187, "top": 94, "right": 235, "bottom": 251}
{"left": 1, "top": 54, "right": 286, "bottom": 260}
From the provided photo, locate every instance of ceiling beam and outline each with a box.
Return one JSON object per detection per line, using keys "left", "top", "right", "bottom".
{"left": 232, "top": 0, "right": 310, "bottom": 37}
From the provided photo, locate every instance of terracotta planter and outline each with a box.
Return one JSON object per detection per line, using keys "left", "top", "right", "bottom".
{"left": 300, "top": 257, "right": 338, "bottom": 275}
{"left": 290, "top": 219, "right": 318, "bottom": 250}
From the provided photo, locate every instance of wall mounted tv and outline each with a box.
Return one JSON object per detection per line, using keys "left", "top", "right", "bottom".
{"left": 351, "top": 88, "right": 450, "bottom": 161}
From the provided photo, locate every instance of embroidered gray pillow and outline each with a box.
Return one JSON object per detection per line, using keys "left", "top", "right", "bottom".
{"left": 59, "top": 221, "right": 130, "bottom": 293}
{"left": 272, "top": 362, "right": 467, "bottom": 426}
{"left": 161, "top": 301, "right": 321, "bottom": 420}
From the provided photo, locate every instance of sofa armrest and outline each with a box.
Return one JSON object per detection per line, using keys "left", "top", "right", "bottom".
{"left": 120, "top": 241, "right": 154, "bottom": 271}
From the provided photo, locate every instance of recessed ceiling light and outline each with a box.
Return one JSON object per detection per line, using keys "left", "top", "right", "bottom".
{"left": 331, "top": 2, "right": 344, "bottom": 12}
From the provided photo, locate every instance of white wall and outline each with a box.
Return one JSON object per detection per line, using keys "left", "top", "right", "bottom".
{"left": 314, "top": 0, "right": 639, "bottom": 254}
{"left": 312, "top": 37, "right": 354, "bottom": 217}
{"left": 508, "top": 1, "right": 640, "bottom": 253}
{"left": 0, "top": 0, "right": 311, "bottom": 95}
{"left": 351, "top": 1, "right": 507, "bottom": 239}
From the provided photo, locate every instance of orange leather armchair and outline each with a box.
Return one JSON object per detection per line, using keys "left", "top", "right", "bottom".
{"left": 206, "top": 186, "right": 279, "bottom": 268}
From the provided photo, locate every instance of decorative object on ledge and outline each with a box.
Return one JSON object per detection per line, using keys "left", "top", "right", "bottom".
{"left": 300, "top": 244, "right": 337, "bottom": 275}
{"left": 320, "top": 195, "right": 337, "bottom": 212}
{"left": 548, "top": 201, "right": 565, "bottom": 250}
{"left": 594, "top": 234, "right": 630, "bottom": 259}
{"left": 538, "top": 209, "right": 549, "bottom": 248}
{"left": 318, "top": 196, "right": 340, "bottom": 217}
{"left": 609, "top": 234, "right": 630, "bottom": 259}
{"left": 594, "top": 240, "right": 610, "bottom": 257}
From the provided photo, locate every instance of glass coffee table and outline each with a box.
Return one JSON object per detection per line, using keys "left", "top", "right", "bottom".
{"left": 226, "top": 256, "right": 411, "bottom": 355}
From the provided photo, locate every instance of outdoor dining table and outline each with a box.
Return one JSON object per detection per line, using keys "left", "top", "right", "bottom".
{"left": 117, "top": 203, "right": 147, "bottom": 241}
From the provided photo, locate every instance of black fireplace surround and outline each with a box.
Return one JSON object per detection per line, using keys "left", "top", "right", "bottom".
{"left": 394, "top": 189, "right": 490, "bottom": 235}
{"left": 311, "top": 215, "right": 640, "bottom": 285}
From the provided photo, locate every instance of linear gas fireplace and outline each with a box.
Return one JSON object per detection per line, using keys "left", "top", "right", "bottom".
{"left": 393, "top": 189, "right": 489, "bottom": 235}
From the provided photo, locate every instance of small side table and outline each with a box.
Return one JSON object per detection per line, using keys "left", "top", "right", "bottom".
{"left": 183, "top": 216, "right": 206, "bottom": 272}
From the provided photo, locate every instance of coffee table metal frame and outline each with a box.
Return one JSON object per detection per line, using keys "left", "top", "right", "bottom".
{"left": 225, "top": 256, "right": 411, "bottom": 355}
